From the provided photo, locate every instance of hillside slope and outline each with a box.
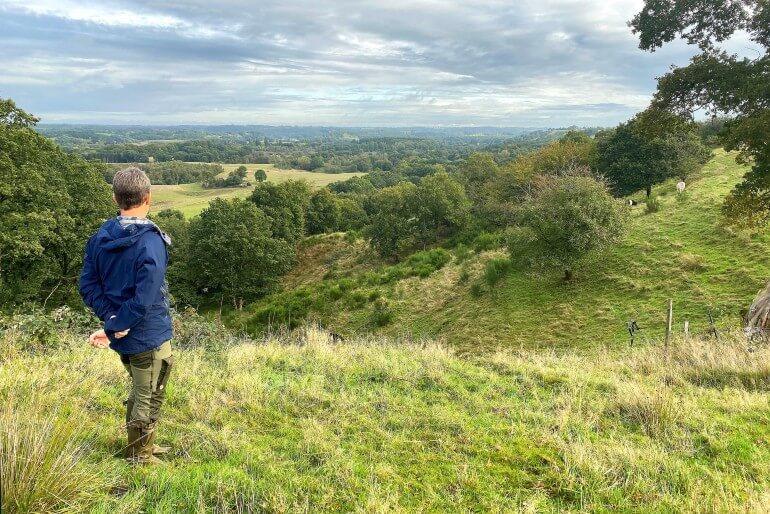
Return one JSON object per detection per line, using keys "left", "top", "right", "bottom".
{"left": 238, "top": 150, "right": 770, "bottom": 351}
{"left": 3, "top": 319, "right": 770, "bottom": 512}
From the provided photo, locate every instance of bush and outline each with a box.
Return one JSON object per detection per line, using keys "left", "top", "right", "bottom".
{"left": 646, "top": 196, "right": 661, "bottom": 214}
{"left": 483, "top": 258, "right": 512, "bottom": 286}
{"left": 472, "top": 232, "right": 505, "bottom": 253}
{"left": 370, "top": 299, "right": 394, "bottom": 327}
{"left": 405, "top": 248, "right": 452, "bottom": 278}
{"left": 454, "top": 244, "right": 472, "bottom": 263}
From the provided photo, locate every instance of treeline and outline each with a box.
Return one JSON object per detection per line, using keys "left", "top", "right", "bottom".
{"left": 2, "top": 98, "right": 712, "bottom": 318}
{"left": 104, "top": 161, "right": 224, "bottom": 185}
{"left": 67, "top": 131, "right": 576, "bottom": 174}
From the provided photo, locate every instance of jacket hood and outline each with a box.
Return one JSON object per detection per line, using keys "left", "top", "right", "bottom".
{"left": 99, "top": 216, "right": 172, "bottom": 252}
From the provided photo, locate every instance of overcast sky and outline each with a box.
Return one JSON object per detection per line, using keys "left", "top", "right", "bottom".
{"left": 0, "top": 0, "right": 738, "bottom": 126}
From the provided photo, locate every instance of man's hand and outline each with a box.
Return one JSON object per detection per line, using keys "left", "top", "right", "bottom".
{"left": 114, "top": 328, "right": 130, "bottom": 339}
{"left": 88, "top": 329, "right": 110, "bottom": 348}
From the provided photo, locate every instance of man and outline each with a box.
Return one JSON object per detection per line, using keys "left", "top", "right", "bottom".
{"left": 79, "top": 166, "right": 173, "bottom": 465}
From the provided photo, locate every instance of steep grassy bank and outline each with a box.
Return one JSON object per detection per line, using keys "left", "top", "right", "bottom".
{"left": 236, "top": 150, "right": 770, "bottom": 351}
{"left": 3, "top": 314, "right": 770, "bottom": 512}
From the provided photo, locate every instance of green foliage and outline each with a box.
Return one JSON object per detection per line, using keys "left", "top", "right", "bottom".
{"left": 306, "top": 188, "right": 341, "bottom": 235}
{"left": 511, "top": 174, "right": 627, "bottom": 280}
{"left": 0, "top": 99, "right": 113, "bottom": 307}
{"left": 202, "top": 165, "right": 247, "bottom": 188}
{"left": 646, "top": 196, "right": 661, "bottom": 214}
{"left": 507, "top": 132, "right": 597, "bottom": 180}
{"left": 595, "top": 109, "right": 711, "bottom": 197}
{"left": 254, "top": 168, "right": 267, "bottom": 182}
{"left": 370, "top": 299, "right": 394, "bottom": 326}
{"left": 365, "top": 174, "right": 469, "bottom": 258}
{"left": 483, "top": 257, "right": 513, "bottom": 286}
{"left": 151, "top": 209, "right": 199, "bottom": 307}
{"left": 472, "top": 232, "right": 505, "bottom": 253}
{"left": 336, "top": 197, "right": 369, "bottom": 232}
{"left": 631, "top": 1, "right": 770, "bottom": 224}
{"left": 105, "top": 161, "right": 222, "bottom": 185}
{"left": 250, "top": 180, "right": 312, "bottom": 243}
{"left": 187, "top": 198, "right": 295, "bottom": 306}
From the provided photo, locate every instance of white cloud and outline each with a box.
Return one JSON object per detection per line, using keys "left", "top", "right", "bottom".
{"left": 0, "top": 0, "right": 724, "bottom": 125}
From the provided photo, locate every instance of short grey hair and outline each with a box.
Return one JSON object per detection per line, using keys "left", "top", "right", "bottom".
{"left": 113, "top": 166, "right": 151, "bottom": 210}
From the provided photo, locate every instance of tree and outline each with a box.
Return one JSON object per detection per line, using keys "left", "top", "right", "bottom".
{"left": 336, "top": 197, "right": 369, "bottom": 231}
{"left": 187, "top": 198, "right": 294, "bottom": 308}
{"left": 365, "top": 174, "right": 470, "bottom": 258}
{"left": 510, "top": 175, "right": 627, "bottom": 281}
{"left": 507, "top": 132, "right": 597, "bottom": 182}
{"left": 0, "top": 99, "right": 113, "bottom": 307}
{"left": 152, "top": 209, "right": 199, "bottom": 307}
{"left": 412, "top": 172, "right": 470, "bottom": 246}
{"left": 306, "top": 188, "right": 341, "bottom": 234}
{"left": 254, "top": 169, "right": 267, "bottom": 182}
{"left": 630, "top": 0, "right": 770, "bottom": 224}
{"left": 595, "top": 110, "right": 711, "bottom": 197}
{"left": 365, "top": 182, "right": 420, "bottom": 259}
{"left": 249, "top": 180, "right": 311, "bottom": 243}
{"left": 309, "top": 155, "right": 325, "bottom": 171}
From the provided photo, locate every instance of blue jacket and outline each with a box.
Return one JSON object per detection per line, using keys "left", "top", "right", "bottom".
{"left": 79, "top": 216, "right": 173, "bottom": 355}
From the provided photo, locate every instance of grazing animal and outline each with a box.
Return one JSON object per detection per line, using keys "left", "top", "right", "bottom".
{"left": 627, "top": 199, "right": 638, "bottom": 206}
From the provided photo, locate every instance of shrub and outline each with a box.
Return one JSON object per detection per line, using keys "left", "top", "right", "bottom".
{"left": 454, "top": 244, "right": 472, "bottom": 263}
{"left": 470, "top": 282, "right": 485, "bottom": 298}
{"left": 483, "top": 258, "right": 512, "bottom": 286}
{"left": 472, "top": 232, "right": 505, "bottom": 253}
{"left": 646, "top": 196, "right": 661, "bottom": 214}
{"left": 405, "top": 248, "right": 452, "bottom": 278}
{"left": 370, "top": 299, "right": 394, "bottom": 327}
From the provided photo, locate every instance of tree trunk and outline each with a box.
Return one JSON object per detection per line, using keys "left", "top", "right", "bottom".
{"left": 564, "top": 269, "right": 573, "bottom": 282}
{"left": 646, "top": 185, "right": 652, "bottom": 197}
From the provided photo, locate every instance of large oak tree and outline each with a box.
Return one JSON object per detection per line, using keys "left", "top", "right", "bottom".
{"left": 631, "top": 0, "right": 770, "bottom": 224}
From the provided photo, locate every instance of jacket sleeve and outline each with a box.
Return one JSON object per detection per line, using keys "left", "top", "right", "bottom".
{"left": 78, "top": 237, "right": 115, "bottom": 322}
{"left": 104, "top": 235, "right": 167, "bottom": 334}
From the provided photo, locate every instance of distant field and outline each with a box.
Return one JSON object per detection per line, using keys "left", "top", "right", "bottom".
{"left": 152, "top": 163, "right": 364, "bottom": 217}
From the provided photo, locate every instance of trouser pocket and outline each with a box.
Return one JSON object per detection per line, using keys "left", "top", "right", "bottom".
{"left": 124, "top": 342, "right": 173, "bottom": 426}
{"left": 150, "top": 354, "right": 173, "bottom": 422}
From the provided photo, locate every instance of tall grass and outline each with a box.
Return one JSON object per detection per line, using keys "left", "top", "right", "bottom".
{"left": 0, "top": 404, "right": 113, "bottom": 513}
{"left": 2, "top": 314, "right": 770, "bottom": 511}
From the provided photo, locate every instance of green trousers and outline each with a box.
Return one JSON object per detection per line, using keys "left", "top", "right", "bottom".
{"left": 120, "top": 341, "right": 173, "bottom": 429}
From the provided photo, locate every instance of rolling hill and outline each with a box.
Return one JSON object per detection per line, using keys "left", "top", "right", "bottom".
{"left": 234, "top": 150, "right": 770, "bottom": 351}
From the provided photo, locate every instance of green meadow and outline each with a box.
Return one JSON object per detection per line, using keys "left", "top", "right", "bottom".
{"left": 151, "top": 164, "right": 364, "bottom": 217}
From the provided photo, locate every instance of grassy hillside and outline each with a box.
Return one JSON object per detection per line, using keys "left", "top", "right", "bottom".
{"left": 152, "top": 164, "right": 364, "bottom": 217}
{"left": 3, "top": 315, "right": 770, "bottom": 512}
{"left": 237, "top": 150, "right": 770, "bottom": 351}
